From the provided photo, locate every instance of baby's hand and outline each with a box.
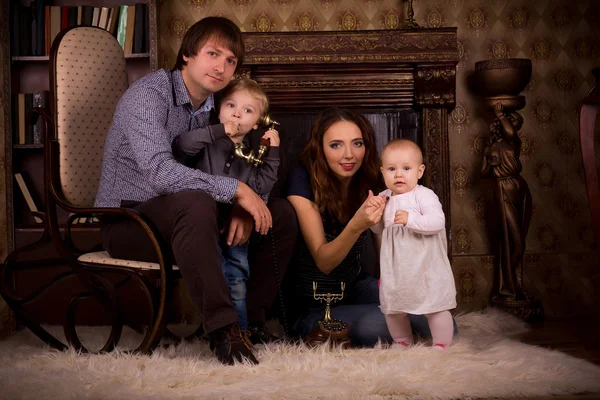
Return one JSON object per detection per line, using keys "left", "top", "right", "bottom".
{"left": 223, "top": 121, "right": 242, "bottom": 138}
{"left": 262, "top": 129, "right": 280, "bottom": 147}
{"left": 394, "top": 210, "right": 408, "bottom": 226}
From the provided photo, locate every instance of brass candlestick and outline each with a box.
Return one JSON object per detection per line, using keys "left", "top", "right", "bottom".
{"left": 403, "top": 0, "right": 420, "bottom": 29}
{"left": 304, "top": 282, "right": 351, "bottom": 348}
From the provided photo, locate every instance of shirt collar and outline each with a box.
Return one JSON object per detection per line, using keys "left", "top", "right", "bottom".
{"left": 171, "top": 69, "right": 215, "bottom": 113}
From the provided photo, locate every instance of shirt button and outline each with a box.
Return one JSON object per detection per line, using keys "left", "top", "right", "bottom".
{"left": 226, "top": 163, "right": 231, "bottom": 167}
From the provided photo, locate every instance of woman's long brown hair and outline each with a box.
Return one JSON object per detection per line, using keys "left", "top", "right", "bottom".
{"left": 299, "top": 108, "right": 382, "bottom": 223}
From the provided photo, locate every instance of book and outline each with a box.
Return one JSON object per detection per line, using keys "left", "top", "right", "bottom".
{"left": 116, "top": 6, "right": 128, "bottom": 50}
{"left": 92, "top": 7, "right": 100, "bottom": 27}
{"left": 124, "top": 5, "right": 136, "bottom": 54}
{"left": 107, "top": 6, "right": 120, "bottom": 35}
{"left": 34, "top": 0, "right": 45, "bottom": 56}
{"left": 14, "top": 173, "right": 42, "bottom": 223}
{"left": 49, "top": 6, "right": 61, "bottom": 50}
{"left": 24, "top": 93, "right": 33, "bottom": 144}
{"left": 17, "top": 93, "right": 25, "bottom": 145}
{"left": 133, "top": 4, "right": 145, "bottom": 54}
{"left": 81, "top": 6, "right": 94, "bottom": 26}
{"left": 99, "top": 7, "right": 110, "bottom": 30}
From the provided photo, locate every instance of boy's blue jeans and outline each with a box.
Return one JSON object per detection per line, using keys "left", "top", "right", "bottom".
{"left": 219, "top": 243, "right": 250, "bottom": 329}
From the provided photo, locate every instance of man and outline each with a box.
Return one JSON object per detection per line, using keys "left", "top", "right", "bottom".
{"left": 95, "top": 16, "right": 296, "bottom": 365}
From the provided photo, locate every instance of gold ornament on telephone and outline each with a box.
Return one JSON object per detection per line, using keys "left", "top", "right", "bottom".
{"left": 233, "top": 114, "right": 280, "bottom": 167}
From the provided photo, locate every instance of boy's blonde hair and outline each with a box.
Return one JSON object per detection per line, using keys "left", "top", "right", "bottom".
{"left": 381, "top": 138, "right": 424, "bottom": 164}
{"left": 220, "top": 78, "right": 269, "bottom": 118}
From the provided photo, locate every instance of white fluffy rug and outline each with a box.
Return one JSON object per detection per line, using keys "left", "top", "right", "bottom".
{"left": 1, "top": 310, "right": 600, "bottom": 400}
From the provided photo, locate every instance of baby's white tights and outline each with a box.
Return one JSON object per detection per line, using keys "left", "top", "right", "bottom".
{"left": 385, "top": 310, "right": 453, "bottom": 347}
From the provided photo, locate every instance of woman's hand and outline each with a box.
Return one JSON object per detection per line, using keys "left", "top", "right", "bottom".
{"left": 262, "top": 129, "right": 280, "bottom": 147}
{"left": 350, "top": 190, "right": 387, "bottom": 232}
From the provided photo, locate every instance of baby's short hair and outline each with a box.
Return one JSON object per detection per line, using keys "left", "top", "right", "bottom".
{"left": 381, "top": 139, "right": 423, "bottom": 164}
{"left": 220, "top": 78, "right": 269, "bottom": 117}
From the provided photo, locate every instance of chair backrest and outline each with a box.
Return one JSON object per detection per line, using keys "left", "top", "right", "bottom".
{"left": 579, "top": 68, "right": 600, "bottom": 252}
{"left": 50, "top": 27, "right": 128, "bottom": 208}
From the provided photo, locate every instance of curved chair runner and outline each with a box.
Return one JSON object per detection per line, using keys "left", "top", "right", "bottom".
{"left": 0, "top": 27, "right": 189, "bottom": 354}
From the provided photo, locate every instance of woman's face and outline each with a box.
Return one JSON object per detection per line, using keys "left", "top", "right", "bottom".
{"left": 322, "top": 120, "right": 365, "bottom": 181}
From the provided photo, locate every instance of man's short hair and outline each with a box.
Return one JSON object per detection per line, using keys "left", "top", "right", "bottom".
{"left": 173, "top": 17, "right": 245, "bottom": 72}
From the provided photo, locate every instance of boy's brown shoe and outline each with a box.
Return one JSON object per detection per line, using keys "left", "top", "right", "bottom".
{"left": 247, "top": 324, "right": 280, "bottom": 345}
{"left": 209, "top": 324, "right": 259, "bottom": 365}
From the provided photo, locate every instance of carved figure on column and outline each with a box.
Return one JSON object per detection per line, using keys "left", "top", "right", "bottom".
{"left": 474, "top": 58, "right": 543, "bottom": 323}
{"left": 481, "top": 103, "right": 532, "bottom": 302}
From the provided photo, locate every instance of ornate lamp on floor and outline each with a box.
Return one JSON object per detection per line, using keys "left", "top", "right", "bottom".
{"left": 474, "top": 58, "right": 544, "bottom": 323}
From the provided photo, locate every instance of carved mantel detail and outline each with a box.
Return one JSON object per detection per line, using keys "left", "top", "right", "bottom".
{"left": 415, "top": 65, "right": 457, "bottom": 108}
{"left": 244, "top": 29, "right": 459, "bottom": 65}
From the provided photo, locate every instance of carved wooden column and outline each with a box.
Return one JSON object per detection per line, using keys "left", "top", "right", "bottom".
{"left": 415, "top": 64, "right": 456, "bottom": 250}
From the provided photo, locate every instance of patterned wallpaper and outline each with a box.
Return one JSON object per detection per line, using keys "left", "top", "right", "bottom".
{"left": 157, "top": 0, "right": 600, "bottom": 317}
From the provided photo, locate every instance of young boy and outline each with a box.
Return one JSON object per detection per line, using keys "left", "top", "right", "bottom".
{"left": 173, "top": 78, "right": 280, "bottom": 330}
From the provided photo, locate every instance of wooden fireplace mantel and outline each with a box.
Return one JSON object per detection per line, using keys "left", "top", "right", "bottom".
{"left": 242, "top": 28, "right": 459, "bottom": 247}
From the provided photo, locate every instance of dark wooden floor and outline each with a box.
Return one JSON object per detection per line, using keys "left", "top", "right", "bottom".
{"left": 481, "top": 317, "right": 600, "bottom": 400}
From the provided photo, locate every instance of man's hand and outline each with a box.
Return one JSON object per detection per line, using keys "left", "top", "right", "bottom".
{"left": 234, "top": 181, "right": 272, "bottom": 235}
{"left": 221, "top": 205, "right": 254, "bottom": 246}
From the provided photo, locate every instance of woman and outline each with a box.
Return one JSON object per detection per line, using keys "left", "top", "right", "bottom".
{"left": 286, "top": 108, "right": 450, "bottom": 346}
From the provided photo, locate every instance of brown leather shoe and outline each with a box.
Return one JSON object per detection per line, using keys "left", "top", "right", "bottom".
{"left": 209, "top": 324, "right": 259, "bottom": 365}
{"left": 247, "top": 324, "right": 280, "bottom": 345}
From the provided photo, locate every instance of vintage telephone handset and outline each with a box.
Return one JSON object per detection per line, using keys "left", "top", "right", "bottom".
{"left": 233, "top": 114, "right": 280, "bottom": 167}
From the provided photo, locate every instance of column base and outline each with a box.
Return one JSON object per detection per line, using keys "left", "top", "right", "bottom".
{"left": 491, "top": 295, "right": 544, "bottom": 324}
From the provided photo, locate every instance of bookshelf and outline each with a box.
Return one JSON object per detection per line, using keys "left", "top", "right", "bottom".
{"left": 2, "top": 0, "right": 158, "bottom": 254}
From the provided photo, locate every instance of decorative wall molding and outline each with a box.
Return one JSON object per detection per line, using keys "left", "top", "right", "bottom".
{"left": 243, "top": 28, "right": 459, "bottom": 65}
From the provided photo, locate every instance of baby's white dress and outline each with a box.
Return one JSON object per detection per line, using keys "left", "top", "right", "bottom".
{"left": 371, "top": 185, "right": 457, "bottom": 315}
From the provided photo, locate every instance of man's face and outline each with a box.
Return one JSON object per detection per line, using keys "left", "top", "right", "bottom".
{"left": 219, "top": 89, "right": 263, "bottom": 138}
{"left": 181, "top": 39, "right": 238, "bottom": 100}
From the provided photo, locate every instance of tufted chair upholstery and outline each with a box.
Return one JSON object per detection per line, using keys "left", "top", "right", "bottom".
{"left": 0, "top": 27, "right": 182, "bottom": 355}
{"left": 54, "top": 27, "right": 125, "bottom": 208}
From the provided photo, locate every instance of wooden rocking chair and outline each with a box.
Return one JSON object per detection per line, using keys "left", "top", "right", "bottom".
{"left": 0, "top": 26, "right": 187, "bottom": 354}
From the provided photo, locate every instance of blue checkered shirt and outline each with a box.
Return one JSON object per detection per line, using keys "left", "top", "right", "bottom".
{"left": 95, "top": 69, "right": 239, "bottom": 208}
